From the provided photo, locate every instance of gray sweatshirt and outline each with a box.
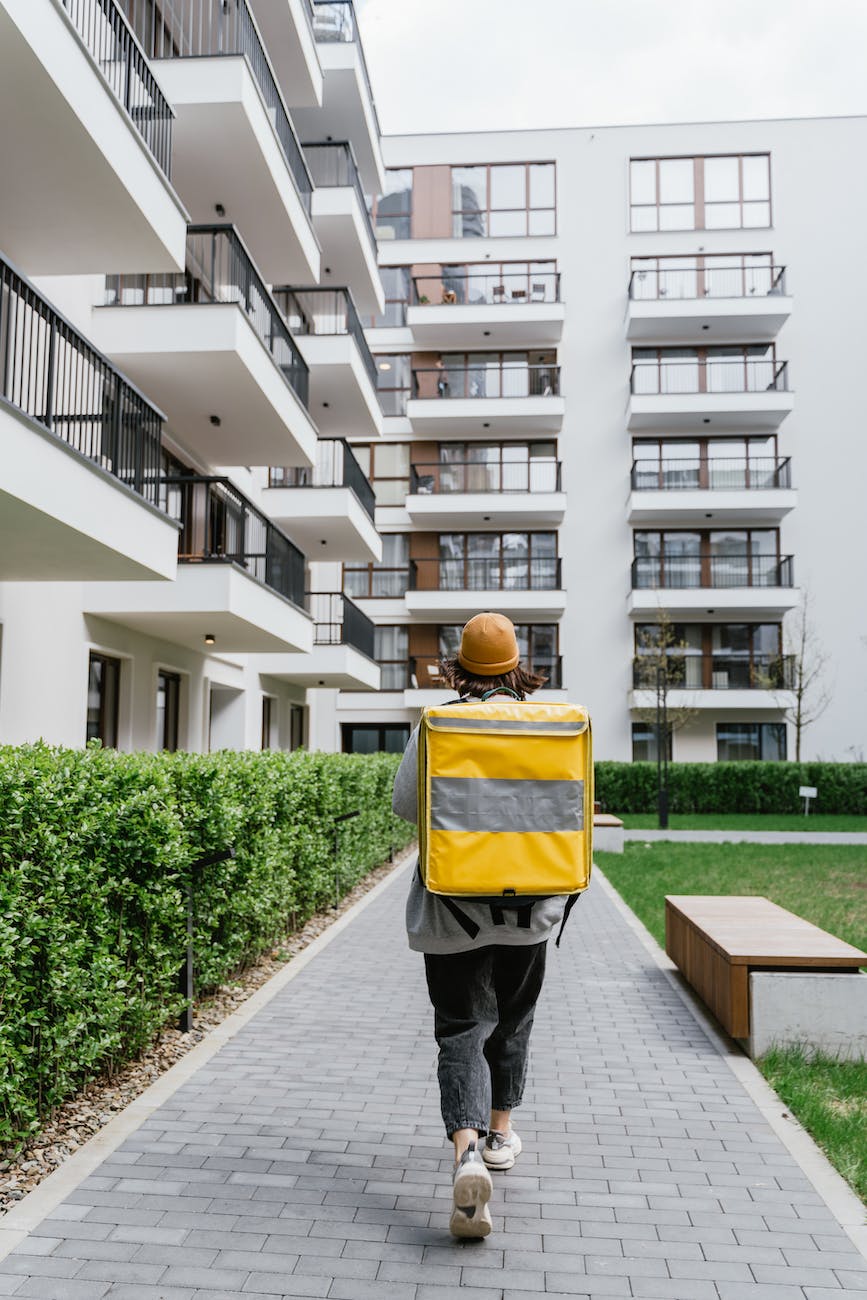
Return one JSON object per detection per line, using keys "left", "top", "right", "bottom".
{"left": 393, "top": 723, "right": 568, "bottom": 955}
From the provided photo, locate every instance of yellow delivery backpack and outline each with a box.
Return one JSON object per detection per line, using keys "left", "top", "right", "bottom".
{"left": 418, "top": 692, "right": 592, "bottom": 928}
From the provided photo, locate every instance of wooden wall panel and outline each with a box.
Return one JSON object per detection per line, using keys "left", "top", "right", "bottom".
{"left": 411, "top": 166, "right": 452, "bottom": 239}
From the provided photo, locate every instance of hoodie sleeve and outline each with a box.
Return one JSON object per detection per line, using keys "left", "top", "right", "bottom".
{"left": 392, "top": 725, "right": 419, "bottom": 825}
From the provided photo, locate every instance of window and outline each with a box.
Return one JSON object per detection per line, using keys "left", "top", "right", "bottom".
{"left": 632, "top": 722, "right": 673, "bottom": 762}
{"left": 289, "top": 703, "right": 305, "bottom": 751}
{"left": 344, "top": 533, "right": 410, "bottom": 598}
{"left": 631, "top": 345, "right": 781, "bottom": 395}
{"left": 375, "top": 354, "right": 411, "bottom": 415}
{"left": 633, "top": 623, "right": 785, "bottom": 690}
{"left": 376, "top": 626, "right": 409, "bottom": 690}
{"left": 451, "top": 162, "right": 556, "bottom": 238}
{"left": 353, "top": 443, "right": 410, "bottom": 505}
{"left": 156, "top": 671, "right": 180, "bottom": 751}
{"left": 412, "top": 441, "right": 558, "bottom": 495}
{"left": 435, "top": 532, "right": 558, "bottom": 591}
{"left": 633, "top": 529, "right": 781, "bottom": 588}
{"left": 418, "top": 351, "right": 558, "bottom": 400}
{"left": 372, "top": 266, "right": 411, "bottom": 327}
{"left": 717, "top": 722, "right": 787, "bottom": 761}
{"left": 632, "top": 436, "right": 781, "bottom": 491}
{"left": 373, "top": 169, "right": 412, "bottom": 240}
{"left": 439, "top": 623, "right": 561, "bottom": 686}
{"left": 86, "top": 653, "right": 120, "bottom": 747}
{"left": 342, "top": 723, "right": 410, "bottom": 754}
{"left": 630, "top": 155, "right": 771, "bottom": 232}
{"left": 261, "top": 696, "right": 274, "bottom": 750}
{"left": 414, "top": 260, "right": 559, "bottom": 305}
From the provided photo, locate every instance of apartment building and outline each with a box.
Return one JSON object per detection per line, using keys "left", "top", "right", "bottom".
{"left": 313, "top": 115, "right": 867, "bottom": 762}
{"left": 0, "top": 0, "right": 386, "bottom": 751}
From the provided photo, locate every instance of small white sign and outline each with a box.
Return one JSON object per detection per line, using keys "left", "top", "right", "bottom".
{"left": 799, "top": 786, "right": 818, "bottom": 799}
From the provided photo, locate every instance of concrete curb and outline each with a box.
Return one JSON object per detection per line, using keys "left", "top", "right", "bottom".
{"left": 594, "top": 867, "right": 867, "bottom": 1265}
{"left": 0, "top": 847, "right": 417, "bottom": 1262}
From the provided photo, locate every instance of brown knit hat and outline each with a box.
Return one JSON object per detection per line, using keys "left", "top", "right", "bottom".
{"left": 457, "top": 612, "right": 520, "bottom": 676}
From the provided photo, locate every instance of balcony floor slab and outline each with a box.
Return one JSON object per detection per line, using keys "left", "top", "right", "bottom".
{"left": 630, "top": 688, "right": 793, "bottom": 711}
{"left": 248, "top": 0, "right": 323, "bottom": 109}
{"left": 626, "top": 296, "right": 793, "bottom": 344}
{"left": 627, "top": 487, "right": 797, "bottom": 526}
{"left": 406, "top": 491, "right": 567, "bottom": 530}
{"left": 311, "top": 187, "right": 384, "bottom": 316}
{"left": 405, "top": 589, "right": 566, "bottom": 621}
{"left": 292, "top": 42, "right": 384, "bottom": 194}
{"left": 628, "top": 587, "right": 800, "bottom": 620}
{"left": 407, "top": 395, "right": 565, "bottom": 436}
{"left": 628, "top": 391, "right": 794, "bottom": 431}
{"left": 262, "top": 484, "right": 381, "bottom": 561}
{"left": 407, "top": 302, "right": 565, "bottom": 350}
{"left": 295, "top": 334, "right": 383, "bottom": 438}
{"left": 255, "top": 645, "right": 379, "bottom": 690}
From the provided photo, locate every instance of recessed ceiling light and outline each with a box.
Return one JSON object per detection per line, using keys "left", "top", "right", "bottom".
{"left": 204, "top": 633, "right": 216, "bottom": 645}
{"left": 378, "top": 361, "right": 392, "bottom": 371}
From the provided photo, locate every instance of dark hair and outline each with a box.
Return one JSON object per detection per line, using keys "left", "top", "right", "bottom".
{"left": 439, "top": 657, "right": 547, "bottom": 701}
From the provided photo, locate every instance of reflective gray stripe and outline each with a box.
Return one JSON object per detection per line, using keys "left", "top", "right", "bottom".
{"left": 430, "top": 776, "right": 584, "bottom": 833}
{"left": 427, "top": 717, "right": 585, "bottom": 734}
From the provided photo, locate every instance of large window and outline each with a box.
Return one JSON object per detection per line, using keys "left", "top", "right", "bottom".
{"left": 634, "top": 623, "right": 786, "bottom": 690}
{"left": 631, "top": 345, "right": 781, "bottom": 395}
{"left": 630, "top": 154, "right": 771, "bottom": 231}
{"left": 342, "top": 724, "right": 410, "bottom": 754}
{"left": 412, "top": 441, "right": 559, "bottom": 495}
{"left": 420, "top": 351, "right": 558, "bottom": 399}
{"left": 375, "top": 354, "right": 411, "bottom": 415}
{"left": 632, "top": 722, "right": 673, "bottom": 762}
{"left": 156, "top": 670, "right": 180, "bottom": 751}
{"left": 372, "top": 169, "right": 413, "bottom": 240}
{"left": 86, "top": 653, "right": 120, "bottom": 747}
{"left": 372, "top": 266, "right": 411, "bottom": 327}
{"left": 376, "top": 625, "right": 409, "bottom": 690}
{"left": 632, "top": 436, "right": 782, "bottom": 490}
{"left": 717, "top": 722, "right": 787, "bottom": 761}
{"left": 436, "top": 532, "right": 558, "bottom": 591}
{"left": 344, "top": 533, "right": 410, "bottom": 598}
{"left": 414, "top": 260, "right": 559, "bottom": 305}
{"left": 633, "top": 529, "right": 781, "bottom": 588}
{"left": 630, "top": 252, "right": 779, "bottom": 301}
{"left": 352, "top": 443, "right": 410, "bottom": 505}
{"left": 451, "top": 162, "right": 556, "bottom": 238}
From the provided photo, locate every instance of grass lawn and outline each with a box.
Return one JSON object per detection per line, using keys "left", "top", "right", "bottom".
{"left": 598, "top": 841, "right": 867, "bottom": 1203}
{"left": 619, "top": 812, "right": 867, "bottom": 832}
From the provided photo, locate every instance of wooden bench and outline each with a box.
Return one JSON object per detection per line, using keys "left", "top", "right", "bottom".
{"left": 665, "top": 895, "right": 867, "bottom": 1039}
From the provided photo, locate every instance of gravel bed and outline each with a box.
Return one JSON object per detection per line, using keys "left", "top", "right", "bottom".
{"left": 0, "top": 847, "right": 415, "bottom": 1214}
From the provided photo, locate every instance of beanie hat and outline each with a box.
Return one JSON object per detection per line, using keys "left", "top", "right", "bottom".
{"left": 457, "top": 612, "right": 520, "bottom": 676}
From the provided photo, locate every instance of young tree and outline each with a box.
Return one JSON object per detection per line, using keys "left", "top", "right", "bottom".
{"left": 776, "top": 591, "right": 832, "bottom": 761}
{"left": 632, "top": 607, "right": 699, "bottom": 746}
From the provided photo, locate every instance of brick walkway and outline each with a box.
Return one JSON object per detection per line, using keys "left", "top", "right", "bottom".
{"left": 1, "top": 865, "right": 866, "bottom": 1299}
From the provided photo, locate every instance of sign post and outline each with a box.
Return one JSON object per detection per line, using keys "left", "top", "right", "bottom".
{"left": 799, "top": 785, "right": 818, "bottom": 816}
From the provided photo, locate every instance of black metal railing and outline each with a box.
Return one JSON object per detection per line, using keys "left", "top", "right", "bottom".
{"left": 120, "top": 0, "right": 312, "bottom": 211}
{"left": 408, "top": 654, "right": 563, "bottom": 690}
{"left": 630, "top": 357, "right": 789, "bottom": 395}
{"left": 631, "top": 554, "right": 795, "bottom": 589}
{"left": 410, "top": 460, "right": 562, "bottom": 495}
{"left": 0, "top": 252, "right": 164, "bottom": 505}
{"left": 268, "top": 439, "right": 375, "bottom": 520}
{"left": 161, "top": 475, "right": 306, "bottom": 607}
{"left": 633, "top": 653, "right": 796, "bottom": 691}
{"left": 412, "top": 270, "right": 561, "bottom": 306}
{"left": 412, "top": 363, "right": 560, "bottom": 400}
{"left": 629, "top": 262, "right": 787, "bottom": 301}
{"left": 303, "top": 141, "right": 377, "bottom": 252}
{"left": 273, "top": 286, "right": 377, "bottom": 387}
{"left": 311, "top": 0, "right": 380, "bottom": 133}
{"left": 410, "top": 557, "right": 563, "bottom": 592}
{"left": 103, "top": 225, "right": 310, "bottom": 407}
{"left": 309, "top": 592, "right": 374, "bottom": 658}
{"left": 63, "top": 0, "right": 173, "bottom": 176}
{"left": 631, "top": 457, "right": 792, "bottom": 491}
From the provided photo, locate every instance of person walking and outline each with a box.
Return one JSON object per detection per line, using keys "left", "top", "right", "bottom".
{"left": 392, "top": 612, "right": 569, "bottom": 1239}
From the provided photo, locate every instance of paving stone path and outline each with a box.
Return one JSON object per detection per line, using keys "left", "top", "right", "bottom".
{"left": 1, "top": 864, "right": 866, "bottom": 1299}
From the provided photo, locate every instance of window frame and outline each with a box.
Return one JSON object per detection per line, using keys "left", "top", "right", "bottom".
{"left": 629, "top": 154, "right": 772, "bottom": 233}
{"left": 371, "top": 168, "right": 413, "bottom": 241}
{"left": 86, "top": 652, "right": 121, "bottom": 748}
{"left": 716, "top": 721, "right": 787, "bottom": 761}
{"left": 341, "top": 723, "right": 411, "bottom": 754}
{"left": 156, "top": 669, "right": 181, "bottom": 752}
{"left": 451, "top": 162, "right": 557, "bottom": 238}
{"left": 631, "top": 721, "right": 673, "bottom": 762}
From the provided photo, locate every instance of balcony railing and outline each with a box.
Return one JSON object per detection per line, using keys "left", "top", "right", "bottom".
{"left": 633, "top": 654, "right": 796, "bottom": 691}
{"left": 629, "top": 263, "right": 787, "bottom": 301}
{"left": 120, "top": 0, "right": 313, "bottom": 211}
{"left": 631, "top": 457, "right": 792, "bottom": 491}
{"left": 309, "top": 592, "right": 374, "bottom": 659}
{"left": 162, "top": 475, "right": 306, "bottom": 608}
{"left": 631, "top": 554, "right": 795, "bottom": 590}
{"left": 412, "top": 271, "right": 561, "bottom": 307}
{"left": 311, "top": 0, "right": 380, "bottom": 133}
{"left": 63, "top": 0, "right": 173, "bottom": 176}
{"left": 0, "top": 251, "right": 163, "bottom": 506}
{"left": 410, "top": 460, "right": 562, "bottom": 494}
{"left": 410, "top": 557, "right": 563, "bottom": 592}
{"left": 631, "top": 357, "right": 789, "bottom": 395}
{"left": 409, "top": 654, "right": 563, "bottom": 690}
{"left": 104, "top": 225, "right": 310, "bottom": 408}
{"left": 412, "top": 363, "right": 560, "bottom": 400}
{"left": 268, "top": 438, "right": 375, "bottom": 521}
{"left": 273, "top": 286, "right": 377, "bottom": 388}
{"left": 302, "top": 141, "right": 377, "bottom": 252}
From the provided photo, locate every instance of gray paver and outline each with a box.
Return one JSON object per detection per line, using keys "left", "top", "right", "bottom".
{"left": 0, "top": 866, "right": 864, "bottom": 1298}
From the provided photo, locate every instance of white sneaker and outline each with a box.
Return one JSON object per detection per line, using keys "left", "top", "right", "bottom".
{"left": 449, "top": 1141, "right": 493, "bottom": 1238}
{"left": 482, "top": 1128, "right": 522, "bottom": 1171}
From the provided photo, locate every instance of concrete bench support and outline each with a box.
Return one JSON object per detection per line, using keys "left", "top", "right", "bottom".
{"left": 750, "top": 971, "right": 867, "bottom": 1061}
{"left": 593, "top": 813, "right": 624, "bottom": 853}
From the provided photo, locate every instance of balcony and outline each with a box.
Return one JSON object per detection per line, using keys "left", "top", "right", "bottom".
{"left": 407, "top": 271, "right": 565, "bottom": 349}
{"left": 628, "top": 457, "right": 796, "bottom": 525}
{"left": 122, "top": 0, "right": 320, "bottom": 283}
{"left": 96, "top": 225, "right": 318, "bottom": 468}
{"left": 408, "top": 364, "right": 565, "bottom": 437}
{"left": 85, "top": 475, "right": 312, "bottom": 652}
{"left": 291, "top": 0, "right": 384, "bottom": 194}
{"left": 406, "top": 460, "right": 566, "bottom": 529}
{"left": 628, "top": 553, "right": 798, "bottom": 620}
{"left": 263, "top": 439, "right": 381, "bottom": 561}
{"left": 257, "top": 593, "right": 379, "bottom": 689}
{"left": 405, "top": 557, "right": 566, "bottom": 621}
{"left": 0, "top": 252, "right": 179, "bottom": 581}
{"left": 303, "top": 142, "right": 383, "bottom": 315}
{"left": 627, "top": 264, "right": 792, "bottom": 344}
{"left": 247, "top": 0, "right": 323, "bottom": 109}
{"left": 630, "top": 654, "right": 796, "bottom": 711}
{"left": 272, "top": 287, "right": 382, "bottom": 438}
{"left": 0, "top": 0, "right": 186, "bottom": 272}
{"left": 628, "top": 357, "right": 793, "bottom": 431}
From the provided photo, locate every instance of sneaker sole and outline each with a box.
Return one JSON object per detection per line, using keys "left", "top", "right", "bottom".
{"left": 449, "top": 1167, "right": 493, "bottom": 1239}
{"left": 482, "top": 1135, "right": 522, "bottom": 1171}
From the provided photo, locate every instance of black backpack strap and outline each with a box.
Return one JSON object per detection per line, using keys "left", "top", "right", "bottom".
{"left": 516, "top": 905, "right": 533, "bottom": 929}
{"left": 439, "top": 896, "right": 481, "bottom": 940}
{"left": 489, "top": 903, "right": 506, "bottom": 926}
{"left": 555, "top": 892, "right": 582, "bottom": 948}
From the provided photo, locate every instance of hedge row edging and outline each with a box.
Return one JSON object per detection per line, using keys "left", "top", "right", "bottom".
{"left": 595, "top": 761, "right": 867, "bottom": 814}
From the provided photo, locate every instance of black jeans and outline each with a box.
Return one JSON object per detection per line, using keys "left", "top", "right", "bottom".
{"left": 424, "top": 941, "right": 548, "bottom": 1138}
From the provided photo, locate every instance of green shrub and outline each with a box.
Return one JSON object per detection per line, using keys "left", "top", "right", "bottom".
{"left": 594, "top": 761, "right": 867, "bottom": 814}
{"left": 0, "top": 745, "right": 413, "bottom": 1147}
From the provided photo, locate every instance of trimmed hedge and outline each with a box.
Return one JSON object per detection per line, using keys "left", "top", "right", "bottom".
{"left": 0, "top": 745, "right": 414, "bottom": 1147}
{"left": 595, "top": 762, "right": 867, "bottom": 815}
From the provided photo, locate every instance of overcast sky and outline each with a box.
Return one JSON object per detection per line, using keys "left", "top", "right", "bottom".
{"left": 355, "top": 0, "right": 867, "bottom": 137}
